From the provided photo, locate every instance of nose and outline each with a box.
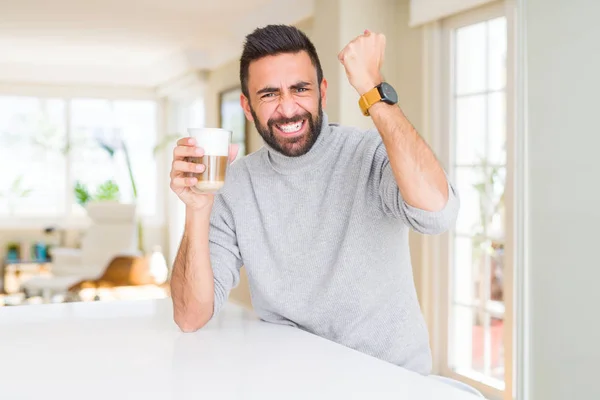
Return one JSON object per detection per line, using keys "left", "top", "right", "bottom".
{"left": 277, "top": 91, "right": 300, "bottom": 118}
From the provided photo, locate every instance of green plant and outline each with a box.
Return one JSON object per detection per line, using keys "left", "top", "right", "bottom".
{"left": 471, "top": 164, "right": 505, "bottom": 239}
{"left": 95, "top": 180, "right": 120, "bottom": 201}
{"left": 3, "top": 175, "right": 33, "bottom": 199}
{"left": 74, "top": 181, "right": 92, "bottom": 206}
{"left": 469, "top": 162, "right": 506, "bottom": 314}
{"left": 73, "top": 180, "right": 119, "bottom": 207}
{"left": 0, "top": 175, "right": 33, "bottom": 215}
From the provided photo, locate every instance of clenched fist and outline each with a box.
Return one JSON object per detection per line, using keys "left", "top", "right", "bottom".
{"left": 338, "top": 30, "right": 386, "bottom": 95}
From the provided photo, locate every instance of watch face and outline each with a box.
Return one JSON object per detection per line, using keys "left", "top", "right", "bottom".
{"left": 379, "top": 82, "right": 398, "bottom": 105}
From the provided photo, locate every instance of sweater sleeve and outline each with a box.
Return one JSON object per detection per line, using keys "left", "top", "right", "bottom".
{"left": 374, "top": 141, "right": 460, "bottom": 235}
{"left": 209, "top": 193, "right": 243, "bottom": 317}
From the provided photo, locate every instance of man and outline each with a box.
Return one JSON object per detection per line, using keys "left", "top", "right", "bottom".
{"left": 169, "top": 25, "right": 459, "bottom": 375}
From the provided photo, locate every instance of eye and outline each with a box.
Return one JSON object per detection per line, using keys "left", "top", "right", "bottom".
{"left": 295, "top": 87, "right": 308, "bottom": 93}
{"left": 261, "top": 93, "right": 277, "bottom": 99}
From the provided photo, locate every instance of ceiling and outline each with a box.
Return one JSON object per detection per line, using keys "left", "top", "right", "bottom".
{"left": 0, "top": 0, "right": 314, "bottom": 87}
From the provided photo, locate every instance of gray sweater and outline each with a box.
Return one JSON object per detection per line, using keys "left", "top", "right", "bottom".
{"left": 208, "top": 113, "right": 459, "bottom": 375}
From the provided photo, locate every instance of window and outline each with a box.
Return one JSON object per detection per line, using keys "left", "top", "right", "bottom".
{"left": 0, "top": 96, "right": 158, "bottom": 220}
{"left": 434, "top": 2, "right": 514, "bottom": 398}
{"left": 451, "top": 15, "right": 507, "bottom": 383}
{"left": 0, "top": 97, "right": 67, "bottom": 216}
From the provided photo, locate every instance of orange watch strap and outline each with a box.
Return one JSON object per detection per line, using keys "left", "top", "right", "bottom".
{"left": 358, "top": 86, "right": 382, "bottom": 116}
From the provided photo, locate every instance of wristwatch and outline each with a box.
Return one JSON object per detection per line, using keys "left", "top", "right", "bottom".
{"left": 358, "top": 82, "right": 399, "bottom": 116}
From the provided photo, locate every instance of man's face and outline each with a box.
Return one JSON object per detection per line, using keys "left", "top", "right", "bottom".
{"left": 241, "top": 51, "right": 327, "bottom": 157}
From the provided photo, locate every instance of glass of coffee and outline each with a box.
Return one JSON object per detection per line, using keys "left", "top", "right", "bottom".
{"left": 187, "top": 128, "right": 232, "bottom": 194}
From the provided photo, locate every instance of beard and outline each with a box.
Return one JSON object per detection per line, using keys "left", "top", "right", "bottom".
{"left": 250, "top": 99, "right": 323, "bottom": 157}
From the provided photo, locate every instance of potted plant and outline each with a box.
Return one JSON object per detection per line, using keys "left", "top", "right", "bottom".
{"left": 73, "top": 179, "right": 138, "bottom": 223}
{"left": 94, "top": 135, "right": 145, "bottom": 252}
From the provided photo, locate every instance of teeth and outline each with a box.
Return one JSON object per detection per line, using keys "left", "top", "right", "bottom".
{"left": 278, "top": 121, "right": 302, "bottom": 133}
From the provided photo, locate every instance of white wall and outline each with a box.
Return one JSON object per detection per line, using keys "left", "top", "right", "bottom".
{"left": 311, "top": 0, "right": 343, "bottom": 123}
{"left": 526, "top": 0, "right": 600, "bottom": 398}
{"left": 340, "top": 0, "right": 423, "bottom": 132}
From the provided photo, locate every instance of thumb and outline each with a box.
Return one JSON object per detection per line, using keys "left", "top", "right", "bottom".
{"left": 229, "top": 143, "right": 239, "bottom": 163}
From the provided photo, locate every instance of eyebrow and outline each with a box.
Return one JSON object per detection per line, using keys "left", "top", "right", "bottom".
{"left": 256, "top": 81, "right": 312, "bottom": 95}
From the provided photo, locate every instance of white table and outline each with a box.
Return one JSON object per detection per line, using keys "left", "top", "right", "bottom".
{"left": 0, "top": 299, "right": 479, "bottom": 399}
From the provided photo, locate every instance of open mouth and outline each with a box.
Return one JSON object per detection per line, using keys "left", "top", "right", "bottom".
{"left": 275, "top": 119, "right": 306, "bottom": 137}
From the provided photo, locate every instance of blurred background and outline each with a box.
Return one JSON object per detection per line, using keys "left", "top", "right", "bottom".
{"left": 0, "top": 0, "right": 598, "bottom": 399}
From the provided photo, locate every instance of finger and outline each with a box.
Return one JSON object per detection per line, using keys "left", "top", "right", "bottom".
{"left": 229, "top": 143, "right": 239, "bottom": 163}
{"left": 177, "top": 137, "right": 196, "bottom": 146}
{"left": 170, "top": 169, "right": 195, "bottom": 180}
{"left": 173, "top": 145, "right": 204, "bottom": 160}
{"left": 173, "top": 160, "right": 205, "bottom": 174}
{"left": 171, "top": 176, "right": 198, "bottom": 188}
{"left": 339, "top": 46, "right": 354, "bottom": 62}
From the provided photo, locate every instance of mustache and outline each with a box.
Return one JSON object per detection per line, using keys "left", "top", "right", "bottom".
{"left": 267, "top": 112, "right": 311, "bottom": 129}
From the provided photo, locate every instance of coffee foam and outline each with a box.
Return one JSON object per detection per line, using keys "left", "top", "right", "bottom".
{"left": 188, "top": 128, "right": 231, "bottom": 156}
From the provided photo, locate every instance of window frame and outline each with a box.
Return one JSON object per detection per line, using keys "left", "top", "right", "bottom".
{"left": 423, "top": 1, "right": 517, "bottom": 399}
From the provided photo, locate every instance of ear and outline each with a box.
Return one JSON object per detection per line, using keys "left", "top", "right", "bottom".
{"left": 320, "top": 78, "right": 328, "bottom": 110}
{"left": 240, "top": 93, "right": 254, "bottom": 122}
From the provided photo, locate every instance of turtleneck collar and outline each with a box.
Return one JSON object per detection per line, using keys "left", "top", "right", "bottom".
{"left": 261, "top": 112, "right": 335, "bottom": 174}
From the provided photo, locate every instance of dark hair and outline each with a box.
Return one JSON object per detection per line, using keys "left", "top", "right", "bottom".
{"left": 240, "top": 24, "right": 323, "bottom": 98}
